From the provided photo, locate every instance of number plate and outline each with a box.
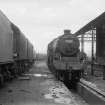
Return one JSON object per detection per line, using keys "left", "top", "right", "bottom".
{"left": 65, "top": 40, "right": 73, "bottom": 43}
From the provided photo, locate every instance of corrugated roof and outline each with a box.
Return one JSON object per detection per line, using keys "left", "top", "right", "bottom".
{"left": 75, "top": 12, "right": 105, "bottom": 36}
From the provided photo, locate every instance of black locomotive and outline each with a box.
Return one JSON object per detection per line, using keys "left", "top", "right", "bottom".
{"left": 0, "top": 10, "right": 36, "bottom": 86}
{"left": 47, "top": 30, "right": 86, "bottom": 88}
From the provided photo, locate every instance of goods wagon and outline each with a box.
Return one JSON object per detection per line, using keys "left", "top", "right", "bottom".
{"left": 0, "top": 11, "right": 13, "bottom": 63}
{"left": 0, "top": 11, "right": 14, "bottom": 85}
{"left": 11, "top": 23, "right": 27, "bottom": 60}
{"left": 33, "top": 49, "right": 36, "bottom": 60}
{"left": 47, "top": 30, "right": 86, "bottom": 88}
{"left": 0, "top": 10, "right": 36, "bottom": 86}
{"left": 27, "top": 39, "right": 35, "bottom": 67}
{"left": 11, "top": 23, "right": 29, "bottom": 74}
{"left": 32, "top": 49, "right": 36, "bottom": 63}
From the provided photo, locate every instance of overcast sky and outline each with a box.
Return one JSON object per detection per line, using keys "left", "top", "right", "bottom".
{"left": 0, "top": 0, "right": 105, "bottom": 53}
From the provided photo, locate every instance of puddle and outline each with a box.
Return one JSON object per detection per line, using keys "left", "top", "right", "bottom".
{"left": 55, "top": 97, "right": 72, "bottom": 104}
{"left": 23, "top": 73, "right": 48, "bottom": 77}
{"left": 18, "top": 76, "right": 30, "bottom": 80}
{"left": 43, "top": 80, "right": 75, "bottom": 104}
{"left": 33, "top": 74, "right": 48, "bottom": 77}
{"left": 23, "top": 73, "right": 54, "bottom": 79}
{"left": 18, "top": 73, "right": 48, "bottom": 80}
{"left": 44, "top": 94, "right": 53, "bottom": 99}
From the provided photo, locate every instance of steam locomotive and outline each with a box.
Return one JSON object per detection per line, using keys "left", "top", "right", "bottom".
{"left": 0, "top": 10, "right": 36, "bottom": 86}
{"left": 47, "top": 30, "right": 86, "bottom": 87}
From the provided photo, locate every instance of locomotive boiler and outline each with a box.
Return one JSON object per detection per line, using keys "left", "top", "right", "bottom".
{"left": 47, "top": 30, "right": 86, "bottom": 87}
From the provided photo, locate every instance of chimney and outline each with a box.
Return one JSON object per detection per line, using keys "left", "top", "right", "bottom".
{"left": 64, "top": 30, "right": 71, "bottom": 35}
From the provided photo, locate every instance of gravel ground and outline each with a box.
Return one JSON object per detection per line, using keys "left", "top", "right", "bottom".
{"left": 0, "top": 60, "right": 89, "bottom": 105}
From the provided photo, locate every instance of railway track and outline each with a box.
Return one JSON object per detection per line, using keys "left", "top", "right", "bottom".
{"left": 77, "top": 78, "right": 105, "bottom": 105}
